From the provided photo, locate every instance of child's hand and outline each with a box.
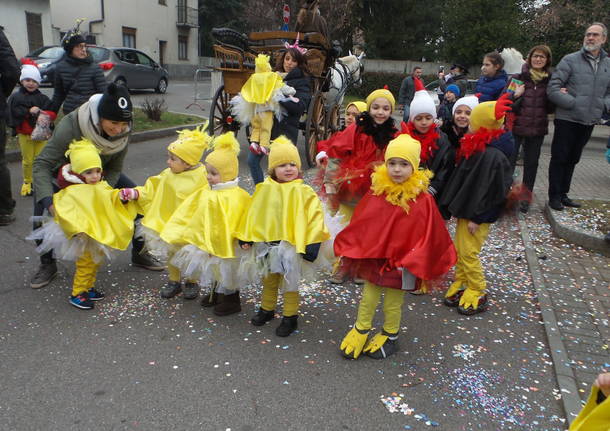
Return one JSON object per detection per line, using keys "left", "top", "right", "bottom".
{"left": 240, "top": 243, "right": 251, "bottom": 250}
{"left": 467, "top": 221, "right": 480, "bottom": 235}
{"left": 29, "top": 106, "right": 40, "bottom": 115}
{"left": 315, "top": 151, "right": 328, "bottom": 166}
{"left": 559, "top": 87, "right": 568, "bottom": 94}
{"left": 249, "top": 142, "right": 263, "bottom": 155}
{"left": 594, "top": 373, "right": 610, "bottom": 397}
{"left": 119, "top": 188, "right": 139, "bottom": 201}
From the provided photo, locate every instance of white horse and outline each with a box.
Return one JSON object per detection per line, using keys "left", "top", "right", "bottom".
{"left": 499, "top": 47, "right": 525, "bottom": 75}
{"left": 324, "top": 51, "right": 365, "bottom": 108}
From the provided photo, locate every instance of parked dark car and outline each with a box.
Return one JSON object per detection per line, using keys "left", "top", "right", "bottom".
{"left": 23, "top": 45, "right": 65, "bottom": 86}
{"left": 425, "top": 79, "right": 478, "bottom": 106}
{"left": 90, "top": 47, "right": 169, "bottom": 93}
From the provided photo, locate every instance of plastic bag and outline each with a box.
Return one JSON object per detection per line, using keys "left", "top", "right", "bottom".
{"left": 30, "top": 111, "right": 53, "bottom": 141}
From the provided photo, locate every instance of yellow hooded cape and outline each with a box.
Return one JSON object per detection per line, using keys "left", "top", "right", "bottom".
{"left": 53, "top": 182, "right": 137, "bottom": 250}
{"left": 240, "top": 54, "right": 285, "bottom": 104}
{"left": 135, "top": 166, "right": 208, "bottom": 234}
{"left": 237, "top": 177, "right": 330, "bottom": 253}
{"left": 569, "top": 386, "right": 610, "bottom": 431}
{"left": 161, "top": 184, "right": 251, "bottom": 258}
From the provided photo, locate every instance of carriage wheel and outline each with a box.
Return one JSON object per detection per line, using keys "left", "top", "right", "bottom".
{"left": 324, "top": 103, "right": 341, "bottom": 140}
{"left": 209, "top": 85, "right": 239, "bottom": 136}
{"left": 304, "top": 90, "right": 326, "bottom": 168}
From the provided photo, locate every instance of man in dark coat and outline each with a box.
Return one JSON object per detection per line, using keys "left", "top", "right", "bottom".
{"left": 398, "top": 66, "right": 422, "bottom": 123}
{"left": 0, "top": 28, "right": 21, "bottom": 225}
{"left": 50, "top": 29, "right": 107, "bottom": 114}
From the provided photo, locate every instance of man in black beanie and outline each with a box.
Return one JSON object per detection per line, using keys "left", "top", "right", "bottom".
{"left": 31, "top": 83, "right": 164, "bottom": 289}
{"left": 50, "top": 21, "right": 107, "bottom": 115}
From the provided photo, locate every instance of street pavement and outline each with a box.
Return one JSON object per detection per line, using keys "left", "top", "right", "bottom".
{"left": 1, "top": 80, "right": 607, "bottom": 430}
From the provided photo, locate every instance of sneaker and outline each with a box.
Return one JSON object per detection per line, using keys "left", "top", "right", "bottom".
{"left": 329, "top": 273, "right": 345, "bottom": 284}
{"left": 0, "top": 213, "right": 15, "bottom": 226}
{"left": 251, "top": 308, "right": 275, "bottom": 326}
{"left": 365, "top": 336, "right": 398, "bottom": 360}
{"left": 88, "top": 288, "right": 105, "bottom": 301}
{"left": 131, "top": 252, "right": 165, "bottom": 271}
{"left": 69, "top": 293, "right": 95, "bottom": 310}
{"left": 182, "top": 282, "right": 200, "bottom": 300}
{"left": 457, "top": 294, "right": 489, "bottom": 315}
{"left": 275, "top": 315, "right": 298, "bottom": 337}
{"left": 160, "top": 281, "right": 182, "bottom": 299}
{"left": 30, "top": 262, "right": 58, "bottom": 289}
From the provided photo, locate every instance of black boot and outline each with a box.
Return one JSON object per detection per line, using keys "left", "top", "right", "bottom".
{"left": 200, "top": 285, "right": 223, "bottom": 308}
{"left": 160, "top": 281, "right": 182, "bottom": 299}
{"left": 251, "top": 308, "right": 275, "bottom": 326}
{"left": 213, "top": 291, "right": 241, "bottom": 316}
{"left": 275, "top": 315, "right": 298, "bottom": 337}
{"left": 182, "top": 282, "right": 200, "bottom": 300}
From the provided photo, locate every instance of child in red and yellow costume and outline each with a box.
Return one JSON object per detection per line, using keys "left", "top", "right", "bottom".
{"left": 438, "top": 94, "right": 514, "bottom": 315}
{"left": 334, "top": 134, "right": 456, "bottom": 359}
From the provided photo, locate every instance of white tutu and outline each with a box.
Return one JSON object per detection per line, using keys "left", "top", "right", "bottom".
{"left": 135, "top": 223, "right": 171, "bottom": 260}
{"left": 170, "top": 244, "right": 251, "bottom": 293}
{"left": 318, "top": 205, "right": 348, "bottom": 267}
{"left": 229, "top": 92, "right": 285, "bottom": 126}
{"left": 27, "top": 218, "right": 114, "bottom": 264}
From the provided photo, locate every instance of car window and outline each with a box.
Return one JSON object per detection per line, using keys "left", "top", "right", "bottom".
{"left": 135, "top": 52, "right": 153, "bottom": 66}
{"left": 37, "top": 47, "right": 64, "bottom": 59}
{"left": 88, "top": 47, "right": 109, "bottom": 62}
{"left": 121, "top": 50, "right": 139, "bottom": 64}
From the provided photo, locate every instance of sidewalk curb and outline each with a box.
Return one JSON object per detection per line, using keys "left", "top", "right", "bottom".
{"left": 518, "top": 215, "right": 583, "bottom": 424}
{"left": 6, "top": 120, "right": 206, "bottom": 164}
{"left": 545, "top": 203, "right": 610, "bottom": 257}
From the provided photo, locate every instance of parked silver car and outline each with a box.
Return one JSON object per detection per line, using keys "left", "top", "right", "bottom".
{"left": 89, "top": 46, "right": 169, "bottom": 93}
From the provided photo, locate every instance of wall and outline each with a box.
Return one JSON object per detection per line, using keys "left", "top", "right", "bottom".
{"left": 49, "top": 0, "right": 198, "bottom": 78}
{"left": 362, "top": 58, "right": 452, "bottom": 76}
{"left": 1, "top": 0, "right": 54, "bottom": 57}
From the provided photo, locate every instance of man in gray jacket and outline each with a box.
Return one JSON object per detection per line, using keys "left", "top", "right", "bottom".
{"left": 546, "top": 22, "right": 610, "bottom": 210}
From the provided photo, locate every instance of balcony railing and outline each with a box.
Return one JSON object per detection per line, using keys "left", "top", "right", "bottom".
{"left": 177, "top": 4, "right": 198, "bottom": 28}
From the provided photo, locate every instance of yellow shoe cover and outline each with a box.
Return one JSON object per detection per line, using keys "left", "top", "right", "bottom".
{"left": 340, "top": 327, "right": 369, "bottom": 359}
{"left": 458, "top": 288, "right": 485, "bottom": 310}
{"left": 21, "top": 183, "right": 32, "bottom": 196}
{"left": 363, "top": 332, "right": 389, "bottom": 354}
{"left": 445, "top": 281, "right": 465, "bottom": 298}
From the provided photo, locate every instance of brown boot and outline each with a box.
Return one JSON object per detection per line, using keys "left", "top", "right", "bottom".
{"left": 200, "top": 285, "right": 223, "bottom": 308}
{"left": 213, "top": 291, "right": 241, "bottom": 316}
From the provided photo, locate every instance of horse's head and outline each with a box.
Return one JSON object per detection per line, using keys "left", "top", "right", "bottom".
{"left": 340, "top": 53, "right": 365, "bottom": 87}
{"left": 498, "top": 47, "right": 525, "bottom": 74}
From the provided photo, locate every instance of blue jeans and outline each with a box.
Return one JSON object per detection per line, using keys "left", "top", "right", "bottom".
{"left": 247, "top": 151, "right": 265, "bottom": 185}
{"left": 402, "top": 106, "right": 410, "bottom": 123}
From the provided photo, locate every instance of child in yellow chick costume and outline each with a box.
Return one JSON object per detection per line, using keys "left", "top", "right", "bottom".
{"left": 161, "top": 131, "right": 251, "bottom": 316}
{"left": 119, "top": 125, "right": 210, "bottom": 300}
{"left": 438, "top": 94, "right": 514, "bottom": 315}
{"left": 28, "top": 139, "right": 137, "bottom": 310}
{"left": 237, "top": 136, "right": 331, "bottom": 337}
{"left": 230, "top": 54, "right": 298, "bottom": 155}
{"left": 569, "top": 372, "right": 610, "bottom": 431}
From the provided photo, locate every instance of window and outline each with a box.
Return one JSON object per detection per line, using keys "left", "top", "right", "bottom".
{"left": 25, "top": 12, "right": 43, "bottom": 53}
{"left": 136, "top": 52, "right": 153, "bottom": 66}
{"left": 178, "top": 35, "right": 188, "bottom": 60}
{"left": 122, "top": 27, "right": 136, "bottom": 48}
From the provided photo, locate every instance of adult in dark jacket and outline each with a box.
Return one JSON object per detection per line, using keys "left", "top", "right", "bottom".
{"left": 397, "top": 66, "right": 422, "bottom": 123}
{"left": 0, "top": 29, "right": 21, "bottom": 225}
{"left": 440, "top": 63, "right": 469, "bottom": 99}
{"left": 30, "top": 83, "right": 163, "bottom": 289}
{"left": 509, "top": 45, "right": 554, "bottom": 213}
{"left": 247, "top": 47, "right": 310, "bottom": 184}
{"left": 50, "top": 29, "right": 107, "bottom": 115}
{"left": 475, "top": 52, "right": 508, "bottom": 102}
{"left": 546, "top": 22, "right": 610, "bottom": 211}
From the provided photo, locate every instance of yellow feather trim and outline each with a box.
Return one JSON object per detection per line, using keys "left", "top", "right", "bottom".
{"left": 370, "top": 164, "right": 432, "bottom": 213}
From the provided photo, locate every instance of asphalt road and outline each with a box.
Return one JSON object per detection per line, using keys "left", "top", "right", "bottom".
{"left": 0, "top": 117, "right": 569, "bottom": 430}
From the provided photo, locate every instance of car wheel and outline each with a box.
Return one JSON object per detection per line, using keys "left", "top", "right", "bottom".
{"left": 114, "top": 77, "right": 127, "bottom": 88}
{"left": 155, "top": 78, "right": 167, "bottom": 94}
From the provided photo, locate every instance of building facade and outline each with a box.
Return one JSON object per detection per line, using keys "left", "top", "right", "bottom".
{"left": 50, "top": 0, "right": 199, "bottom": 78}
{"left": 1, "top": 0, "right": 55, "bottom": 58}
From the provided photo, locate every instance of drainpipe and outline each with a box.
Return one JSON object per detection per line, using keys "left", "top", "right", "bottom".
{"left": 88, "top": 0, "right": 105, "bottom": 42}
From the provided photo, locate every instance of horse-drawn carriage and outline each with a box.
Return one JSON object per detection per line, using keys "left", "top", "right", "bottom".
{"left": 208, "top": 28, "right": 362, "bottom": 167}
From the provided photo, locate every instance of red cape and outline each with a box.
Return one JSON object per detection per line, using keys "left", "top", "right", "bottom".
{"left": 334, "top": 191, "right": 457, "bottom": 288}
